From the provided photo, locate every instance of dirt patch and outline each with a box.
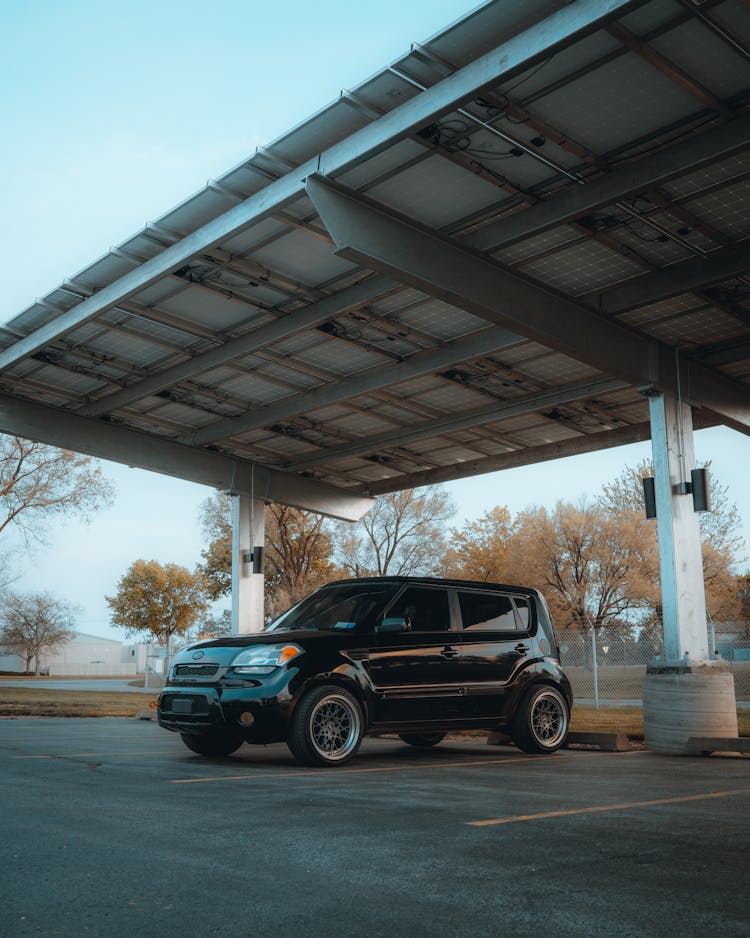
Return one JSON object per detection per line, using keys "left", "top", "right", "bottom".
{"left": 0, "top": 687, "right": 156, "bottom": 718}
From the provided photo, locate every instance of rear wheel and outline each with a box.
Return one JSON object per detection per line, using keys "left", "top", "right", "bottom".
{"left": 510, "top": 685, "right": 569, "bottom": 754}
{"left": 288, "top": 685, "right": 363, "bottom": 767}
{"left": 398, "top": 732, "right": 445, "bottom": 748}
{"left": 180, "top": 733, "right": 244, "bottom": 757}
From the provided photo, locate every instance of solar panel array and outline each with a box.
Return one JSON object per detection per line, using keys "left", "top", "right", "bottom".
{"left": 2, "top": 0, "right": 748, "bottom": 502}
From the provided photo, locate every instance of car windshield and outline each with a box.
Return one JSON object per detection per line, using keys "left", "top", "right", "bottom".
{"left": 265, "top": 583, "right": 399, "bottom": 633}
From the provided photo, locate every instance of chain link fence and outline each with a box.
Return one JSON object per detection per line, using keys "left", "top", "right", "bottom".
{"left": 556, "top": 624, "right": 750, "bottom": 705}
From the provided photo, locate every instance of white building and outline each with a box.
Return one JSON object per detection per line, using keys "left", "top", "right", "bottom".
{"left": 0, "top": 631, "right": 136, "bottom": 676}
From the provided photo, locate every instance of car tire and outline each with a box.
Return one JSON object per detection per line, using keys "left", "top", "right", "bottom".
{"left": 398, "top": 732, "right": 446, "bottom": 748}
{"left": 288, "top": 685, "right": 363, "bottom": 767}
{"left": 510, "top": 685, "right": 569, "bottom": 754}
{"left": 180, "top": 732, "right": 244, "bottom": 757}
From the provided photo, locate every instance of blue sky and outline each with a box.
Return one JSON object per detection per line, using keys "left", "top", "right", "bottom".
{"left": 2, "top": 0, "right": 748, "bottom": 639}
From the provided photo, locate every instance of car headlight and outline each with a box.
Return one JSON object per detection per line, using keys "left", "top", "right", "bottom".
{"left": 231, "top": 644, "right": 303, "bottom": 675}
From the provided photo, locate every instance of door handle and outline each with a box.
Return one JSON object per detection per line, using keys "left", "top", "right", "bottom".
{"left": 441, "top": 645, "right": 460, "bottom": 659}
{"left": 515, "top": 643, "right": 530, "bottom": 654}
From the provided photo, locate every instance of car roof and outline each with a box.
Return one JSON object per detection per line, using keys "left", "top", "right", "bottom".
{"left": 320, "top": 576, "right": 541, "bottom": 597}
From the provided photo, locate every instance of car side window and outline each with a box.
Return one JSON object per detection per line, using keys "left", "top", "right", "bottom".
{"left": 514, "top": 597, "right": 531, "bottom": 630}
{"left": 458, "top": 591, "right": 519, "bottom": 631}
{"left": 386, "top": 587, "right": 451, "bottom": 632}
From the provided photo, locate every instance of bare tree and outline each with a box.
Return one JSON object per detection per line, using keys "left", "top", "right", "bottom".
{"left": 497, "top": 502, "right": 656, "bottom": 631}
{"left": 265, "top": 504, "right": 336, "bottom": 618}
{"left": 334, "top": 486, "right": 456, "bottom": 577}
{"left": 0, "top": 436, "right": 115, "bottom": 543}
{"left": 0, "top": 592, "right": 78, "bottom": 674}
{"left": 196, "top": 493, "right": 336, "bottom": 616}
{"left": 0, "top": 436, "right": 115, "bottom": 587}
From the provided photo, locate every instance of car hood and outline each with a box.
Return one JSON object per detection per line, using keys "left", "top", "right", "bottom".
{"left": 172, "top": 630, "right": 357, "bottom": 664}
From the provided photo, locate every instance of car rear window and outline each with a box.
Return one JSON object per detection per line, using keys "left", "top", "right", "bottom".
{"left": 457, "top": 590, "right": 521, "bottom": 631}
{"left": 514, "top": 597, "right": 531, "bottom": 629}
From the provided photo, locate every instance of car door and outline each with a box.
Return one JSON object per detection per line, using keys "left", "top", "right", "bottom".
{"left": 455, "top": 589, "right": 534, "bottom": 719}
{"left": 362, "top": 585, "right": 463, "bottom": 724}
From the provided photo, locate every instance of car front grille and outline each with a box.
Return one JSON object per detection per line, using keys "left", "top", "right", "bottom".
{"left": 174, "top": 664, "right": 220, "bottom": 678}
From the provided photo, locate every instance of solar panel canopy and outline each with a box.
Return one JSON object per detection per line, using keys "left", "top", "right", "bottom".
{"left": 1, "top": 0, "right": 749, "bottom": 520}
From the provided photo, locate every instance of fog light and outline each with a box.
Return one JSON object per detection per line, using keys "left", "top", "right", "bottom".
{"left": 239, "top": 711, "right": 255, "bottom": 726}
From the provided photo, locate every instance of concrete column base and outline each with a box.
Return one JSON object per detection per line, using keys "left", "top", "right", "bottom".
{"left": 643, "top": 657, "right": 738, "bottom": 753}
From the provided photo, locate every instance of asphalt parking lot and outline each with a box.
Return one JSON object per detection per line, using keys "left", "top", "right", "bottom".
{"left": 0, "top": 720, "right": 748, "bottom": 938}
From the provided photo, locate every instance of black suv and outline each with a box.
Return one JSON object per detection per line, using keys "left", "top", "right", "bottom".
{"left": 158, "top": 577, "right": 572, "bottom": 766}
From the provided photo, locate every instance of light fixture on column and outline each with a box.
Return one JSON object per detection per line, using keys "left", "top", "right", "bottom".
{"left": 691, "top": 467, "right": 711, "bottom": 512}
{"left": 642, "top": 476, "right": 656, "bottom": 519}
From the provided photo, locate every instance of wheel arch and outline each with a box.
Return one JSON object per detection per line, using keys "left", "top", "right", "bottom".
{"left": 292, "top": 671, "right": 370, "bottom": 727}
{"left": 510, "top": 662, "right": 574, "bottom": 712}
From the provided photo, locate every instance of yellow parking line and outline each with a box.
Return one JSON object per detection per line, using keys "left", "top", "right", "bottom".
{"left": 467, "top": 787, "right": 750, "bottom": 826}
{"left": 0, "top": 733, "right": 153, "bottom": 741}
{"left": 171, "top": 747, "right": 646, "bottom": 785}
{"left": 15, "top": 749, "right": 179, "bottom": 759}
{"left": 170, "top": 751, "right": 589, "bottom": 784}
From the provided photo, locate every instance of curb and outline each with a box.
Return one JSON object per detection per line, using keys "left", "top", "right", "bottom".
{"left": 685, "top": 736, "right": 750, "bottom": 756}
{"left": 487, "top": 730, "right": 633, "bottom": 751}
{"left": 135, "top": 710, "right": 157, "bottom": 721}
{"left": 565, "top": 731, "right": 633, "bottom": 751}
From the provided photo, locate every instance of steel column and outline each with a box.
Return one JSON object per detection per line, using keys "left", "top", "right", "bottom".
{"left": 231, "top": 496, "right": 265, "bottom": 634}
{"left": 648, "top": 393, "right": 709, "bottom": 659}
{"left": 644, "top": 394, "right": 738, "bottom": 753}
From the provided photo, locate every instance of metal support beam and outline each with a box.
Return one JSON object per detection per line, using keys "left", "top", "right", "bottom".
{"left": 356, "top": 412, "right": 717, "bottom": 495}
{"left": 305, "top": 174, "right": 750, "bottom": 434}
{"left": 232, "top": 495, "right": 265, "bottom": 634}
{"left": 284, "top": 376, "right": 627, "bottom": 470}
{"left": 359, "top": 422, "right": 653, "bottom": 494}
{"left": 83, "top": 275, "right": 396, "bottom": 417}
{"left": 471, "top": 116, "right": 750, "bottom": 253}
{"left": 606, "top": 22, "right": 730, "bottom": 115}
{"left": 648, "top": 393, "right": 709, "bottom": 659}
{"left": 0, "top": 393, "right": 372, "bottom": 521}
{"left": 597, "top": 242, "right": 750, "bottom": 316}
{"left": 644, "top": 390, "right": 738, "bottom": 752}
{"left": 90, "top": 227, "right": 748, "bottom": 424}
{"left": 181, "top": 324, "right": 524, "bottom": 446}
{"left": 0, "top": 0, "right": 643, "bottom": 372}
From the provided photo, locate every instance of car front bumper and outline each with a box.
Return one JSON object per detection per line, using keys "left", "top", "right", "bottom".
{"left": 158, "top": 669, "right": 297, "bottom": 741}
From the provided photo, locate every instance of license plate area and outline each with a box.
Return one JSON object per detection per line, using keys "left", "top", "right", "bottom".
{"left": 164, "top": 694, "right": 211, "bottom": 716}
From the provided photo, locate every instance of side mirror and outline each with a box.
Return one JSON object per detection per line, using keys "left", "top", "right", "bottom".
{"left": 376, "top": 616, "right": 412, "bottom": 634}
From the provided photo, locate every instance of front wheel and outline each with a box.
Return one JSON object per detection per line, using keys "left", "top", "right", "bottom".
{"left": 510, "top": 686, "right": 569, "bottom": 754}
{"left": 398, "top": 732, "right": 445, "bottom": 748}
{"left": 288, "top": 685, "right": 363, "bottom": 767}
{"left": 180, "top": 733, "right": 244, "bottom": 757}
